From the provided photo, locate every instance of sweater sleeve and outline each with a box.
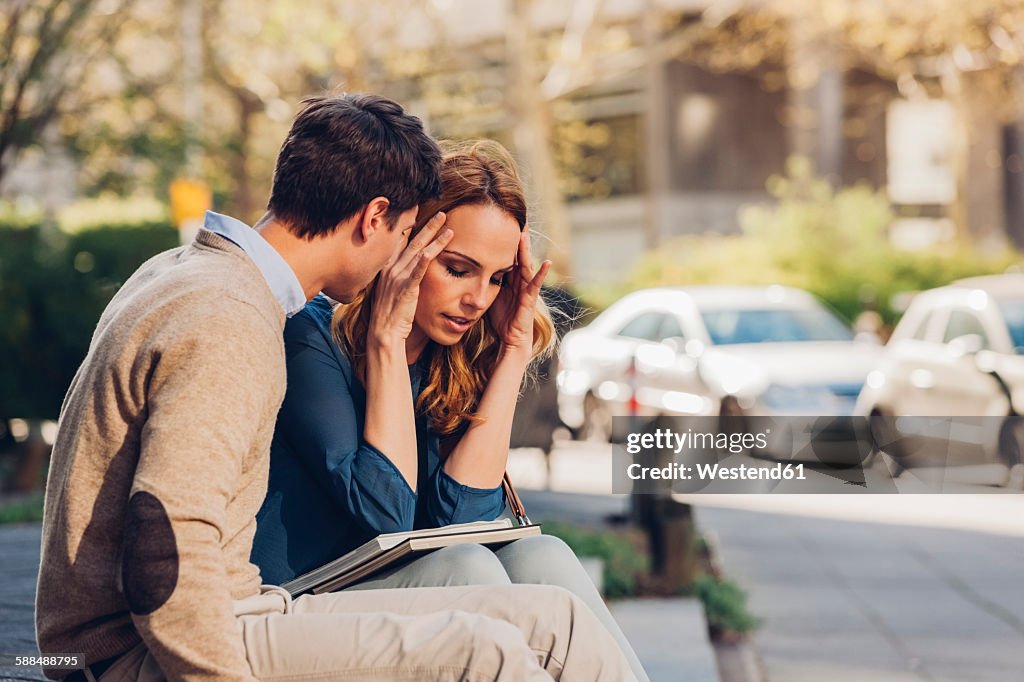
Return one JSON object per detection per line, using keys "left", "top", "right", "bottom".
{"left": 125, "top": 305, "right": 277, "bottom": 682}
{"left": 273, "top": 307, "right": 418, "bottom": 536}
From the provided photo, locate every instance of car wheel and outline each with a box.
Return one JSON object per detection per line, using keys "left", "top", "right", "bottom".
{"left": 860, "top": 449, "right": 877, "bottom": 469}
{"left": 581, "top": 393, "right": 613, "bottom": 443}
{"left": 997, "top": 418, "right": 1024, "bottom": 488}
{"left": 719, "top": 396, "right": 754, "bottom": 457}
{"left": 867, "top": 408, "right": 905, "bottom": 478}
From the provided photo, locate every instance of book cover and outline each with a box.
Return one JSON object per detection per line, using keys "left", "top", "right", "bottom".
{"left": 282, "top": 519, "right": 542, "bottom": 596}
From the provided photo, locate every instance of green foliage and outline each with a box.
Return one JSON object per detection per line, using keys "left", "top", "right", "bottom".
{"left": 0, "top": 219, "right": 178, "bottom": 418}
{"left": 0, "top": 493, "right": 44, "bottom": 524}
{"left": 57, "top": 196, "right": 170, "bottom": 233}
{"left": 693, "top": 574, "right": 759, "bottom": 635}
{"left": 540, "top": 521, "right": 648, "bottom": 598}
{"left": 623, "top": 157, "right": 1018, "bottom": 323}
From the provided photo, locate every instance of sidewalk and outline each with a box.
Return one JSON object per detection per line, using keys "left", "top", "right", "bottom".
{"left": 521, "top": 488, "right": 721, "bottom": 682}
{"left": 0, "top": 492, "right": 719, "bottom": 682}
{"left": 689, "top": 497, "right": 1024, "bottom": 682}
{"left": 0, "top": 523, "right": 44, "bottom": 682}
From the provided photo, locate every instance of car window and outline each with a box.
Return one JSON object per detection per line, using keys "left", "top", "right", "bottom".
{"left": 616, "top": 312, "right": 665, "bottom": 341}
{"left": 910, "top": 311, "right": 934, "bottom": 341}
{"left": 700, "top": 308, "right": 853, "bottom": 345}
{"left": 658, "top": 315, "right": 685, "bottom": 341}
{"left": 998, "top": 300, "right": 1024, "bottom": 353}
{"left": 943, "top": 310, "right": 989, "bottom": 347}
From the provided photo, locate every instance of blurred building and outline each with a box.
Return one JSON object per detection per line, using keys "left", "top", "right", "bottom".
{"left": 366, "top": 0, "right": 1023, "bottom": 286}
{"left": 7, "top": 0, "right": 1020, "bottom": 286}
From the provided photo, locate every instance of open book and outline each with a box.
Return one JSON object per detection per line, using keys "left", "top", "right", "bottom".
{"left": 281, "top": 518, "right": 541, "bottom": 596}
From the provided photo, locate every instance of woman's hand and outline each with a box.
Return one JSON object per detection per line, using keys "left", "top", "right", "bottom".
{"left": 487, "top": 224, "right": 551, "bottom": 359}
{"left": 369, "top": 212, "right": 452, "bottom": 349}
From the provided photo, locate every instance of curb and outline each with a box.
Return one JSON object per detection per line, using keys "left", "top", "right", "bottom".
{"left": 701, "top": 529, "right": 768, "bottom": 682}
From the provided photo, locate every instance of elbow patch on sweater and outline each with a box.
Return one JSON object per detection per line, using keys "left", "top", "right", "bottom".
{"left": 123, "top": 491, "right": 179, "bottom": 615}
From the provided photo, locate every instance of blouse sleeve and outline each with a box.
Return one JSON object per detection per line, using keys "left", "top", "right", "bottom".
{"left": 274, "top": 304, "right": 417, "bottom": 536}
{"left": 421, "top": 430, "right": 506, "bottom": 526}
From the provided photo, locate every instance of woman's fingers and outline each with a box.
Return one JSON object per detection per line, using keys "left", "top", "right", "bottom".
{"left": 394, "top": 211, "right": 447, "bottom": 273}
{"left": 381, "top": 243, "right": 403, "bottom": 274}
{"left": 509, "top": 259, "right": 551, "bottom": 333}
{"left": 531, "top": 259, "right": 551, "bottom": 291}
{"left": 371, "top": 227, "right": 452, "bottom": 343}
{"left": 519, "top": 259, "right": 550, "bottom": 307}
{"left": 516, "top": 228, "right": 535, "bottom": 283}
{"left": 408, "top": 228, "right": 454, "bottom": 284}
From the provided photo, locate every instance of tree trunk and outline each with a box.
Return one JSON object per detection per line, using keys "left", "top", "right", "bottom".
{"left": 7, "top": 420, "right": 49, "bottom": 493}
{"left": 1004, "top": 66, "right": 1024, "bottom": 249}
{"left": 643, "top": 0, "right": 667, "bottom": 249}
{"left": 648, "top": 497, "right": 697, "bottom": 592}
{"left": 949, "top": 68, "right": 1007, "bottom": 249}
{"left": 787, "top": 17, "right": 844, "bottom": 183}
{"left": 228, "top": 94, "right": 260, "bottom": 222}
{"left": 506, "top": 0, "right": 573, "bottom": 284}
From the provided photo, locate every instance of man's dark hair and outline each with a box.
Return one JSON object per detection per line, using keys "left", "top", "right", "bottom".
{"left": 268, "top": 93, "right": 442, "bottom": 239}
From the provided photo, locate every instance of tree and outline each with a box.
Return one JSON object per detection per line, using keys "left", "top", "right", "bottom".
{"left": 0, "top": 0, "right": 132, "bottom": 187}
{"left": 60, "top": 0, "right": 392, "bottom": 220}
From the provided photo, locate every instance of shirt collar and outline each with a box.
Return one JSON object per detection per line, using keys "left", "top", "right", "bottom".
{"left": 202, "top": 211, "right": 306, "bottom": 317}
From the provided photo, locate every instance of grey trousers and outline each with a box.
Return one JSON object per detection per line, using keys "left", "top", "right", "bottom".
{"left": 101, "top": 583, "right": 637, "bottom": 681}
{"left": 343, "top": 535, "right": 650, "bottom": 682}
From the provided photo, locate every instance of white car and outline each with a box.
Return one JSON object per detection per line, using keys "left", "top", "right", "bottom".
{"left": 855, "top": 274, "right": 1024, "bottom": 478}
{"left": 557, "top": 285, "right": 882, "bottom": 447}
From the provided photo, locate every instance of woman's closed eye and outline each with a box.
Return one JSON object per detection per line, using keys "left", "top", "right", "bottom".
{"left": 445, "top": 265, "right": 469, "bottom": 279}
{"left": 445, "top": 264, "right": 505, "bottom": 287}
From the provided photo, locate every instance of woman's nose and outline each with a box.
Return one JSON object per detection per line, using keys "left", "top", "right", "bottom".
{"left": 462, "top": 280, "right": 490, "bottom": 311}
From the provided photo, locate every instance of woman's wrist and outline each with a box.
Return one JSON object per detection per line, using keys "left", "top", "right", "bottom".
{"left": 367, "top": 330, "right": 408, "bottom": 359}
{"left": 497, "top": 342, "right": 533, "bottom": 368}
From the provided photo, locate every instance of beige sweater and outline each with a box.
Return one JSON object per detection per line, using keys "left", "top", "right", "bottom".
{"left": 36, "top": 230, "right": 287, "bottom": 681}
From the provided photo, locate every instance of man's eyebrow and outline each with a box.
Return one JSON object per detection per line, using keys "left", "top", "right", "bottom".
{"left": 442, "top": 250, "right": 516, "bottom": 272}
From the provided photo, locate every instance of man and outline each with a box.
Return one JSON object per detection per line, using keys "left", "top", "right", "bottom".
{"left": 35, "top": 93, "right": 635, "bottom": 682}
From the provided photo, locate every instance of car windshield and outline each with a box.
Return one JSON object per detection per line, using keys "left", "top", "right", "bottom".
{"left": 701, "top": 307, "right": 853, "bottom": 345}
{"left": 998, "top": 300, "right": 1024, "bottom": 353}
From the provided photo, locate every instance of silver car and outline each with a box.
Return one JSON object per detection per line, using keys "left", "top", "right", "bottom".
{"left": 556, "top": 285, "right": 882, "bottom": 445}
{"left": 855, "top": 274, "right": 1024, "bottom": 479}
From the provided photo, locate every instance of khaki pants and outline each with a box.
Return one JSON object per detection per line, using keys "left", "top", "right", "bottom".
{"left": 101, "top": 583, "right": 636, "bottom": 681}
{"left": 344, "top": 538, "right": 649, "bottom": 681}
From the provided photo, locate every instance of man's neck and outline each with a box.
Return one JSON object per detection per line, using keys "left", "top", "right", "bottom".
{"left": 253, "top": 212, "right": 319, "bottom": 301}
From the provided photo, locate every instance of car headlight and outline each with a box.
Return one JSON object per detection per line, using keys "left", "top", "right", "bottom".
{"left": 557, "top": 369, "right": 590, "bottom": 395}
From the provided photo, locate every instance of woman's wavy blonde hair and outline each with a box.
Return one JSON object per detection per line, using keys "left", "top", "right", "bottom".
{"left": 331, "top": 139, "right": 556, "bottom": 436}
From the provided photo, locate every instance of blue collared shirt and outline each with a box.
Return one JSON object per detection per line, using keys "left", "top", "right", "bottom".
{"left": 250, "top": 295, "right": 506, "bottom": 585}
{"left": 203, "top": 210, "right": 306, "bottom": 317}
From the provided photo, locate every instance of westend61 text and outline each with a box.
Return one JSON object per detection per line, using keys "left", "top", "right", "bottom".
{"left": 625, "top": 427, "right": 770, "bottom": 455}
{"left": 627, "top": 462, "right": 807, "bottom": 481}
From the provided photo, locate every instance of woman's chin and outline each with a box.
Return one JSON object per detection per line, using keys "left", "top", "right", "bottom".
{"left": 429, "top": 328, "right": 464, "bottom": 346}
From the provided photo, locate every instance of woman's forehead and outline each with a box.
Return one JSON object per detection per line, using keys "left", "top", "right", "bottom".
{"left": 444, "top": 204, "right": 520, "bottom": 266}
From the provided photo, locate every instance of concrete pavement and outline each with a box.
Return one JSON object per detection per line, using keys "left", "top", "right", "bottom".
{"left": 515, "top": 440, "right": 1024, "bottom": 681}
{"left": 0, "top": 524, "right": 44, "bottom": 682}
{"left": 520, "top": 488, "right": 721, "bottom": 682}
{"left": 12, "top": 436, "right": 1024, "bottom": 681}
{"left": 0, "top": 488, "right": 719, "bottom": 682}
{"left": 694, "top": 500, "right": 1024, "bottom": 682}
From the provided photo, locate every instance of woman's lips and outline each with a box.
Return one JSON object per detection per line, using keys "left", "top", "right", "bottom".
{"left": 441, "top": 314, "right": 474, "bottom": 334}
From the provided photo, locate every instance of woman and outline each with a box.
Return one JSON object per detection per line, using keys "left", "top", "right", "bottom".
{"left": 252, "top": 140, "right": 647, "bottom": 680}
